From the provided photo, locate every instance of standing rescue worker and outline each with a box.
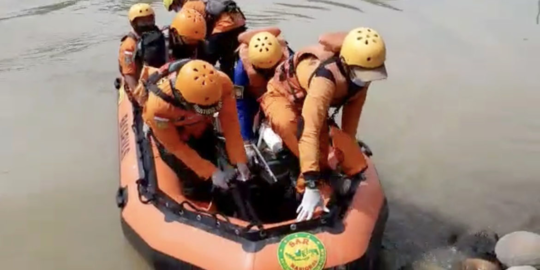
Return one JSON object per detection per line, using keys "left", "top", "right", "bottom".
{"left": 132, "top": 8, "right": 208, "bottom": 106}
{"left": 259, "top": 27, "right": 388, "bottom": 221}
{"left": 142, "top": 59, "right": 251, "bottom": 200}
{"left": 118, "top": 3, "right": 166, "bottom": 95}
{"left": 233, "top": 27, "right": 292, "bottom": 147}
{"left": 163, "top": 0, "right": 247, "bottom": 79}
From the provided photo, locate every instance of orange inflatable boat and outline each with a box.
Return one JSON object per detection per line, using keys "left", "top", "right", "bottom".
{"left": 115, "top": 81, "right": 388, "bottom": 270}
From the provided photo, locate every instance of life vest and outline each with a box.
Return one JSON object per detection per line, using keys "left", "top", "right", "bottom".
{"left": 272, "top": 32, "right": 352, "bottom": 105}
{"left": 144, "top": 59, "right": 213, "bottom": 136}
{"left": 120, "top": 28, "right": 168, "bottom": 75}
{"left": 236, "top": 27, "right": 292, "bottom": 99}
{"left": 137, "top": 29, "right": 168, "bottom": 68}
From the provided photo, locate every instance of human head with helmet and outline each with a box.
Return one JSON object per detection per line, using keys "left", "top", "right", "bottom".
{"left": 170, "top": 8, "right": 207, "bottom": 46}
{"left": 248, "top": 31, "right": 284, "bottom": 71}
{"left": 163, "top": 0, "right": 187, "bottom": 12}
{"left": 128, "top": 3, "right": 156, "bottom": 34}
{"left": 174, "top": 60, "right": 223, "bottom": 115}
{"left": 339, "top": 27, "right": 388, "bottom": 87}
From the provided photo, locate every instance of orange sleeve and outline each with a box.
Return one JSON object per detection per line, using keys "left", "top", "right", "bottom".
{"left": 212, "top": 12, "right": 246, "bottom": 34}
{"left": 132, "top": 66, "right": 160, "bottom": 105}
{"left": 340, "top": 86, "right": 369, "bottom": 138}
{"left": 144, "top": 94, "right": 217, "bottom": 180}
{"left": 299, "top": 76, "right": 335, "bottom": 174}
{"left": 217, "top": 71, "right": 248, "bottom": 164}
{"left": 118, "top": 38, "right": 137, "bottom": 76}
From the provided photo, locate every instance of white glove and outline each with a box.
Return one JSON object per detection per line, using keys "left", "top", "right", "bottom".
{"left": 236, "top": 163, "right": 251, "bottom": 181}
{"left": 211, "top": 169, "right": 234, "bottom": 190}
{"left": 296, "top": 188, "right": 329, "bottom": 221}
{"left": 244, "top": 142, "right": 257, "bottom": 161}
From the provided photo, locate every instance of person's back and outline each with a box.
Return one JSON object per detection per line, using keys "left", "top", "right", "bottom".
{"left": 141, "top": 59, "right": 251, "bottom": 200}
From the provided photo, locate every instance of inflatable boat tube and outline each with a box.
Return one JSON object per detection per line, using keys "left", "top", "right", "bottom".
{"left": 115, "top": 83, "right": 389, "bottom": 270}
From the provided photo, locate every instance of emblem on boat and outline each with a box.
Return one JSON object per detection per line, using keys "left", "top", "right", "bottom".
{"left": 277, "top": 232, "right": 326, "bottom": 270}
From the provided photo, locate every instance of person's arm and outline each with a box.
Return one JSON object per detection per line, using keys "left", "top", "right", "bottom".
{"left": 131, "top": 65, "right": 160, "bottom": 105}
{"left": 340, "top": 86, "right": 369, "bottom": 138}
{"left": 217, "top": 71, "right": 248, "bottom": 165}
{"left": 232, "top": 58, "right": 256, "bottom": 141}
{"left": 144, "top": 96, "right": 217, "bottom": 180}
{"left": 119, "top": 38, "right": 139, "bottom": 91}
{"left": 299, "top": 75, "right": 335, "bottom": 180}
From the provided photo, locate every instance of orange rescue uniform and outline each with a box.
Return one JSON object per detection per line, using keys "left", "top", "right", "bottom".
{"left": 142, "top": 62, "right": 247, "bottom": 180}
{"left": 118, "top": 33, "right": 140, "bottom": 78}
{"left": 260, "top": 33, "right": 369, "bottom": 191}
{"left": 182, "top": 0, "right": 245, "bottom": 35}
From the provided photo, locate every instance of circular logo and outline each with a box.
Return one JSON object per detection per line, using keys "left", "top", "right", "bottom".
{"left": 277, "top": 232, "right": 326, "bottom": 270}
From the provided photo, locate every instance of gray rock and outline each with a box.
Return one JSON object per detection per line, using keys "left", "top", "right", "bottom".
{"left": 506, "top": 266, "right": 537, "bottom": 270}
{"left": 495, "top": 231, "right": 540, "bottom": 267}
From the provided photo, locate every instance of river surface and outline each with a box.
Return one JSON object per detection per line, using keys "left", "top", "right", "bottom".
{"left": 0, "top": 0, "right": 539, "bottom": 269}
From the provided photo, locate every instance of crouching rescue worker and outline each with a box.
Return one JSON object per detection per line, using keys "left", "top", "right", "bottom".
{"left": 142, "top": 59, "right": 251, "bottom": 200}
{"left": 233, "top": 27, "right": 292, "bottom": 148}
{"left": 118, "top": 3, "right": 167, "bottom": 99}
{"left": 260, "top": 27, "right": 389, "bottom": 221}
{"left": 163, "top": 0, "right": 247, "bottom": 79}
{"left": 131, "top": 8, "right": 208, "bottom": 106}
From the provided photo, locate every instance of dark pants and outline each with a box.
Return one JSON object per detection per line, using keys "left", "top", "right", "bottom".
{"left": 156, "top": 128, "right": 217, "bottom": 201}
{"left": 205, "top": 26, "right": 247, "bottom": 79}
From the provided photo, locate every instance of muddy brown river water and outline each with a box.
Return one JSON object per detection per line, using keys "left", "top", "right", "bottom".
{"left": 0, "top": 0, "right": 539, "bottom": 269}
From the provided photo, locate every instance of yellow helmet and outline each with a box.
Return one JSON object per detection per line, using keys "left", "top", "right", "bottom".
{"left": 170, "top": 8, "right": 207, "bottom": 42}
{"left": 163, "top": 0, "right": 174, "bottom": 11}
{"left": 340, "top": 27, "right": 388, "bottom": 82}
{"left": 128, "top": 3, "right": 155, "bottom": 22}
{"left": 174, "top": 60, "right": 223, "bottom": 115}
{"left": 248, "top": 32, "right": 283, "bottom": 69}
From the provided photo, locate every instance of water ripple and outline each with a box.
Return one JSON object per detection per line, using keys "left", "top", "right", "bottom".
{"left": 0, "top": 33, "right": 111, "bottom": 72}
{"left": 359, "top": 0, "right": 403, "bottom": 12}
{"left": 0, "top": 0, "right": 81, "bottom": 22}
{"left": 274, "top": 3, "right": 330, "bottom": 11}
{"left": 306, "top": 0, "right": 364, "bottom": 13}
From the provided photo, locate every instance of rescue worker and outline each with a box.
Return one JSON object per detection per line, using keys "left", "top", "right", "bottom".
{"left": 142, "top": 59, "right": 251, "bottom": 200}
{"left": 118, "top": 3, "right": 166, "bottom": 95}
{"left": 163, "top": 0, "right": 247, "bottom": 79}
{"left": 259, "top": 27, "right": 388, "bottom": 221}
{"left": 131, "top": 8, "right": 208, "bottom": 106}
{"left": 167, "top": 8, "right": 208, "bottom": 61}
{"left": 232, "top": 27, "right": 292, "bottom": 147}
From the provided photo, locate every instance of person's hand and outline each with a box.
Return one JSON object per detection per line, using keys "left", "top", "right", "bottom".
{"left": 244, "top": 141, "right": 257, "bottom": 161}
{"left": 236, "top": 163, "right": 251, "bottom": 181}
{"left": 296, "top": 187, "right": 329, "bottom": 221}
{"left": 211, "top": 169, "right": 235, "bottom": 190}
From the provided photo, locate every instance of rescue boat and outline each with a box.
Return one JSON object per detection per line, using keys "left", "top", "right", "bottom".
{"left": 114, "top": 79, "right": 389, "bottom": 269}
